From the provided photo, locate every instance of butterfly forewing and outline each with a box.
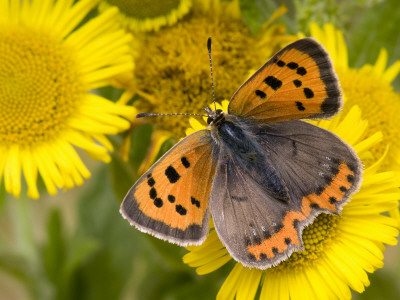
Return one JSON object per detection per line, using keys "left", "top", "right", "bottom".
{"left": 228, "top": 38, "right": 342, "bottom": 123}
{"left": 121, "top": 130, "right": 218, "bottom": 246}
{"left": 210, "top": 120, "right": 361, "bottom": 269}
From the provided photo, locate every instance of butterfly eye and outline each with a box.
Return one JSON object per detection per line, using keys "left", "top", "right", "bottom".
{"left": 207, "top": 116, "right": 213, "bottom": 125}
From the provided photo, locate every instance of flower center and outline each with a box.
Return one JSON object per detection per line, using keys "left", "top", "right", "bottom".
{"left": 135, "top": 13, "right": 262, "bottom": 136}
{"left": 271, "top": 213, "right": 338, "bottom": 272}
{"left": 339, "top": 67, "right": 400, "bottom": 169}
{"left": 0, "top": 27, "right": 83, "bottom": 146}
{"left": 106, "top": 0, "right": 182, "bottom": 19}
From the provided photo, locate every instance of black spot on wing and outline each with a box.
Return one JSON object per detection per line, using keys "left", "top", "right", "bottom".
{"left": 191, "top": 196, "right": 200, "bottom": 208}
{"left": 264, "top": 76, "right": 282, "bottom": 91}
{"left": 168, "top": 195, "right": 176, "bottom": 203}
{"left": 296, "top": 67, "right": 307, "bottom": 76}
{"left": 303, "top": 88, "right": 314, "bottom": 99}
{"left": 315, "top": 186, "right": 324, "bottom": 195}
{"left": 176, "top": 205, "right": 187, "bottom": 215}
{"left": 181, "top": 157, "right": 190, "bottom": 168}
{"left": 149, "top": 188, "right": 157, "bottom": 199}
{"left": 293, "top": 79, "right": 302, "bottom": 87}
{"left": 310, "top": 203, "right": 320, "bottom": 209}
{"left": 284, "top": 238, "right": 291, "bottom": 245}
{"left": 324, "top": 175, "right": 333, "bottom": 185}
{"left": 331, "top": 167, "right": 339, "bottom": 176}
{"left": 147, "top": 176, "right": 155, "bottom": 187}
{"left": 287, "top": 62, "right": 298, "bottom": 69}
{"left": 329, "top": 197, "right": 337, "bottom": 204}
{"left": 254, "top": 236, "right": 262, "bottom": 245}
{"left": 347, "top": 175, "right": 354, "bottom": 183}
{"left": 154, "top": 198, "right": 163, "bottom": 208}
{"left": 248, "top": 254, "right": 256, "bottom": 261}
{"left": 295, "top": 101, "right": 306, "bottom": 111}
{"left": 293, "top": 219, "right": 299, "bottom": 228}
{"left": 277, "top": 60, "right": 285, "bottom": 67}
{"left": 255, "top": 89, "right": 266, "bottom": 99}
{"left": 348, "top": 163, "right": 356, "bottom": 172}
{"left": 165, "top": 166, "right": 180, "bottom": 183}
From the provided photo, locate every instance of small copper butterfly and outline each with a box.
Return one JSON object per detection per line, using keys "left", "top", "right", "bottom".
{"left": 121, "top": 38, "right": 362, "bottom": 269}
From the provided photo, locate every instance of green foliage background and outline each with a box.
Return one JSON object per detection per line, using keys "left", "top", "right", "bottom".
{"left": 1, "top": 0, "right": 399, "bottom": 299}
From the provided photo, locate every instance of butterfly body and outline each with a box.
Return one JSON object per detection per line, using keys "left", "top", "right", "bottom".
{"left": 209, "top": 112, "right": 290, "bottom": 201}
{"left": 121, "top": 38, "right": 362, "bottom": 269}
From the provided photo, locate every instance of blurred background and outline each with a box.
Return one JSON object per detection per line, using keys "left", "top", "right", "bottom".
{"left": 1, "top": 0, "right": 399, "bottom": 299}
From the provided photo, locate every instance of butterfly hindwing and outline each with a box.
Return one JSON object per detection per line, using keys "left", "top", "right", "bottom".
{"left": 210, "top": 119, "right": 362, "bottom": 268}
{"left": 228, "top": 38, "right": 342, "bottom": 123}
{"left": 121, "top": 130, "right": 218, "bottom": 245}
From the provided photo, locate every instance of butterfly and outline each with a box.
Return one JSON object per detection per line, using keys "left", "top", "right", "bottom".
{"left": 121, "top": 38, "right": 362, "bottom": 269}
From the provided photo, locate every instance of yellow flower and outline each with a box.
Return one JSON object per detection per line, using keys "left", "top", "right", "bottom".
{"left": 183, "top": 102, "right": 399, "bottom": 300}
{"left": 310, "top": 23, "right": 400, "bottom": 170}
{"left": 99, "top": 0, "right": 193, "bottom": 32}
{"left": 0, "top": 0, "right": 136, "bottom": 199}
{"left": 123, "top": 1, "right": 294, "bottom": 137}
{"left": 117, "top": 2, "right": 294, "bottom": 174}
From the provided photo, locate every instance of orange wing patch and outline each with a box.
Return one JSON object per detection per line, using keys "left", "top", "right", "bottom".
{"left": 246, "top": 162, "right": 355, "bottom": 261}
{"left": 228, "top": 38, "right": 342, "bottom": 123}
{"left": 134, "top": 144, "right": 214, "bottom": 230}
{"left": 121, "top": 130, "right": 217, "bottom": 245}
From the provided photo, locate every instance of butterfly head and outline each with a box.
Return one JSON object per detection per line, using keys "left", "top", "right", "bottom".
{"left": 205, "top": 107, "right": 225, "bottom": 126}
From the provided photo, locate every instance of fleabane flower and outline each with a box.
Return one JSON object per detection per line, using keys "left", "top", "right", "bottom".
{"left": 118, "top": 1, "right": 294, "bottom": 138}
{"left": 310, "top": 23, "right": 400, "bottom": 171}
{"left": 0, "top": 0, "right": 136, "bottom": 198}
{"left": 183, "top": 102, "right": 399, "bottom": 300}
{"left": 117, "top": 2, "right": 295, "bottom": 175}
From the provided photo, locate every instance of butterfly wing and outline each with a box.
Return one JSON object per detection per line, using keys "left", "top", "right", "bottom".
{"left": 210, "top": 120, "right": 362, "bottom": 268}
{"left": 121, "top": 130, "right": 218, "bottom": 246}
{"left": 228, "top": 38, "right": 342, "bottom": 123}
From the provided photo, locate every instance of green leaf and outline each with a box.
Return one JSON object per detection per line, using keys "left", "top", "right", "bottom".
{"left": 110, "top": 150, "right": 136, "bottom": 201}
{"left": 128, "top": 123, "right": 153, "bottom": 171}
{"left": 240, "top": 0, "right": 296, "bottom": 34}
{"left": 43, "top": 209, "right": 66, "bottom": 285}
{"left": 346, "top": 0, "right": 400, "bottom": 89}
{"left": 58, "top": 237, "right": 100, "bottom": 300}
{"left": 94, "top": 86, "right": 125, "bottom": 102}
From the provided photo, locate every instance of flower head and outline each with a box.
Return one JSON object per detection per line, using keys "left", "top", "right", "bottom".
{"left": 122, "top": 1, "right": 294, "bottom": 137}
{"left": 0, "top": 0, "right": 136, "bottom": 198}
{"left": 183, "top": 103, "right": 399, "bottom": 299}
{"left": 99, "top": 0, "right": 193, "bottom": 32}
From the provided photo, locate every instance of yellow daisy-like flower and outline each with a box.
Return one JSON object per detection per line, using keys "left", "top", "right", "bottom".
{"left": 309, "top": 23, "right": 400, "bottom": 170}
{"left": 118, "top": 2, "right": 294, "bottom": 174}
{"left": 183, "top": 102, "right": 399, "bottom": 299}
{"left": 99, "top": 0, "right": 193, "bottom": 32}
{"left": 0, "top": 0, "right": 136, "bottom": 199}
{"left": 125, "top": 1, "right": 294, "bottom": 137}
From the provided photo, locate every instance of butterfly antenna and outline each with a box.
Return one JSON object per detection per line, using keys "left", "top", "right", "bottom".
{"left": 207, "top": 37, "right": 217, "bottom": 111}
{"left": 136, "top": 113, "right": 207, "bottom": 118}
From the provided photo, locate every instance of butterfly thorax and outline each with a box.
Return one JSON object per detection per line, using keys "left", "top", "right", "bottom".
{"left": 210, "top": 113, "right": 290, "bottom": 202}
